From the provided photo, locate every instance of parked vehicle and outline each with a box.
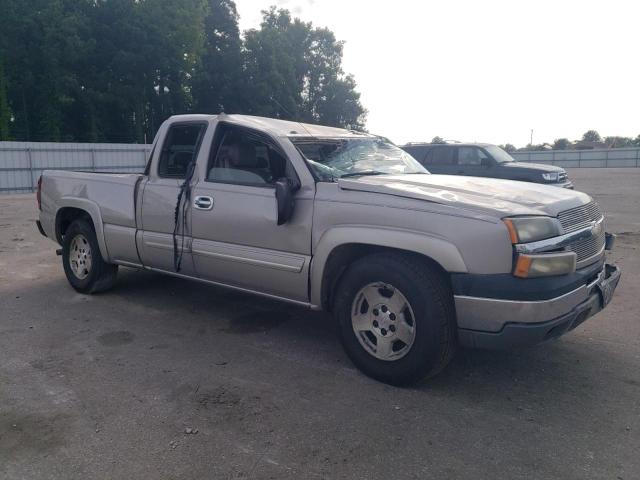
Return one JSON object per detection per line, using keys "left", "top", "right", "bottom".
{"left": 36, "top": 114, "right": 619, "bottom": 385}
{"left": 401, "top": 142, "right": 574, "bottom": 188}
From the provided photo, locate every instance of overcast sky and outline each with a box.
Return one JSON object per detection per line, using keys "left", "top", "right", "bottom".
{"left": 235, "top": 0, "right": 640, "bottom": 146}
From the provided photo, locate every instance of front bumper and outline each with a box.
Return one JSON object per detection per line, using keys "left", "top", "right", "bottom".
{"left": 456, "top": 263, "right": 621, "bottom": 349}
{"left": 555, "top": 181, "right": 574, "bottom": 189}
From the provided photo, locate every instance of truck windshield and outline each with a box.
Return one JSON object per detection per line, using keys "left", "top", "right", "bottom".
{"left": 485, "top": 145, "right": 515, "bottom": 163}
{"left": 291, "top": 137, "right": 428, "bottom": 181}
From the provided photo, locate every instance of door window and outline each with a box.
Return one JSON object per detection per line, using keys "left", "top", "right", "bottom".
{"left": 427, "top": 147, "right": 455, "bottom": 165}
{"left": 207, "top": 128, "right": 287, "bottom": 186}
{"left": 457, "top": 147, "right": 489, "bottom": 166}
{"left": 157, "top": 123, "right": 206, "bottom": 178}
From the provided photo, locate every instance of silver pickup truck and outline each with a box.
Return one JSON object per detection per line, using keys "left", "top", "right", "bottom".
{"left": 36, "top": 114, "right": 621, "bottom": 385}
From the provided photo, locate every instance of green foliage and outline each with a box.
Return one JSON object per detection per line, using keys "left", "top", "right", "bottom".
{"left": 242, "top": 8, "right": 366, "bottom": 129}
{"left": 502, "top": 143, "right": 516, "bottom": 152}
{"left": 552, "top": 138, "right": 571, "bottom": 150}
{"left": 192, "top": 0, "right": 244, "bottom": 114}
{"left": 604, "top": 136, "right": 634, "bottom": 148}
{"left": 0, "top": 1, "right": 366, "bottom": 142}
{"left": 581, "top": 130, "right": 602, "bottom": 143}
{"left": 431, "top": 136, "right": 445, "bottom": 144}
{"left": 0, "top": 59, "right": 10, "bottom": 140}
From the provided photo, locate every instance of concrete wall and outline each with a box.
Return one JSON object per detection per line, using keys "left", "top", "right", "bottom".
{"left": 2, "top": 141, "right": 639, "bottom": 194}
{"left": 0, "top": 141, "right": 151, "bottom": 193}
{"left": 511, "top": 147, "right": 640, "bottom": 168}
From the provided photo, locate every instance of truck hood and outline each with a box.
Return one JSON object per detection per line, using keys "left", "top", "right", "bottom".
{"left": 337, "top": 174, "right": 591, "bottom": 217}
{"left": 501, "top": 162, "right": 565, "bottom": 173}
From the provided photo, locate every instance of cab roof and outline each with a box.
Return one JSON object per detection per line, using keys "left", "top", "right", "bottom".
{"left": 166, "top": 113, "right": 370, "bottom": 139}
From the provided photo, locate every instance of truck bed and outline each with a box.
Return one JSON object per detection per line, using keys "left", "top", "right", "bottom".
{"left": 39, "top": 170, "right": 145, "bottom": 266}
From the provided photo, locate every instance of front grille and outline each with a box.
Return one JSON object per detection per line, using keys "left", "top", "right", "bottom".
{"left": 568, "top": 230, "right": 605, "bottom": 263}
{"left": 558, "top": 172, "right": 568, "bottom": 183}
{"left": 558, "top": 202, "right": 602, "bottom": 233}
{"left": 558, "top": 201, "right": 605, "bottom": 264}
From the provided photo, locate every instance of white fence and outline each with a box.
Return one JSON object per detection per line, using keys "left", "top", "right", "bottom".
{"left": 511, "top": 147, "right": 640, "bottom": 168}
{"left": 1, "top": 141, "right": 639, "bottom": 194}
{"left": 0, "top": 141, "right": 151, "bottom": 194}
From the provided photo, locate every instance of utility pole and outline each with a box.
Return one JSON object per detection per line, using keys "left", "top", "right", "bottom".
{"left": 530, "top": 129, "right": 533, "bottom": 146}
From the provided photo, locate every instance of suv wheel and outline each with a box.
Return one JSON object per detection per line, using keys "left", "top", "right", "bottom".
{"left": 62, "top": 219, "right": 118, "bottom": 294}
{"left": 334, "top": 253, "right": 456, "bottom": 385}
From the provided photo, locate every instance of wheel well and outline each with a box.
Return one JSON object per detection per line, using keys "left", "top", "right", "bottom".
{"left": 55, "top": 207, "right": 94, "bottom": 244}
{"left": 320, "top": 244, "right": 451, "bottom": 311}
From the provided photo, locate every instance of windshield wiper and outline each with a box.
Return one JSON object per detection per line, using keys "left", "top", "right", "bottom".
{"left": 340, "top": 170, "right": 388, "bottom": 178}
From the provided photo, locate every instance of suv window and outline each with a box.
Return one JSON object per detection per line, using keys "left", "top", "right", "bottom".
{"left": 208, "top": 128, "right": 287, "bottom": 186}
{"left": 427, "top": 146, "right": 455, "bottom": 165}
{"left": 458, "top": 147, "right": 489, "bottom": 166}
{"left": 158, "top": 123, "right": 206, "bottom": 178}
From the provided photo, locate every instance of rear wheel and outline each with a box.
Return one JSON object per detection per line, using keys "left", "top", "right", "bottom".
{"left": 62, "top": 219, "right": 117, "bottom": 293}
{"left": 334, "top": 253, "right": 457, "bottom": 385}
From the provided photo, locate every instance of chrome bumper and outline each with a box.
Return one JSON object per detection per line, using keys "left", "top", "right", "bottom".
{"left": 456, "top": 263, "right": 621, "bottom": 349}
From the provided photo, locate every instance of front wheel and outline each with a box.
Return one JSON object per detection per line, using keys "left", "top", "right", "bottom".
{"left": 334, "top": 253, "right": 457, "bottom": 385}
{"left": 62, "top": 219, "right": 118, "bottom": 294}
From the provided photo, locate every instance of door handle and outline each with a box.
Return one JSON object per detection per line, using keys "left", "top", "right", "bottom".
{"left": 194, "top": 196, "right": 214, "bottom": 210}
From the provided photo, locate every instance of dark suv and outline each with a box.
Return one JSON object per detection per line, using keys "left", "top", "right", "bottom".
{"left": 401, "top": 143, "right": 573, "bottom": 188}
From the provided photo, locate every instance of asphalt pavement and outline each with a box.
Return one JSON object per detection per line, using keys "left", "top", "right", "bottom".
{"left": 1, "top": 168, "right": 639, "bottom": 479}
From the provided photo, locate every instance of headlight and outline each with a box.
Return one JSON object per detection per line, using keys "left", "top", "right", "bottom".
{"left": 503, "top": 216, "right": 562, "bottom": 244}
{"left": 542, "top": 172, "right": 559, "bottom": 182}
{"left": 514, "top": 252, "right": 577, "bottom": 278}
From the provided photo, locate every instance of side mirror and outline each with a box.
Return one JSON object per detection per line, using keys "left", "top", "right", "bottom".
{"left": 275, "top": 177, "right": 299, "bottom": 225}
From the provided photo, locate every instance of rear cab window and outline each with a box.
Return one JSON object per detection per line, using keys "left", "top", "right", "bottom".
{"left": 158, "top": 123, "right": 207, "bottom": 178}
{"left": 427, "top": 146, "right": 455, "bottom": 165}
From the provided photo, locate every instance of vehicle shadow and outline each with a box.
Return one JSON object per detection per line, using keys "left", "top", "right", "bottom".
{"left": 108, "top": 268, "right": 621, "bottom": 401}
{"left": 13, "top": 266, "right": 628, "bottom": 412}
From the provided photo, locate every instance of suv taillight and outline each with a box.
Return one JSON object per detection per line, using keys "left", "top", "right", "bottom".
{"left": 36, "top": 175, "right": 42, "bottom": 211}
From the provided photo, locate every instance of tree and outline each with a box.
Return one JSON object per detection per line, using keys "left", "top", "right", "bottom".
{"left": 502, "top": 143, "right": 516, "bottom": 152}
{"left": 0, "top": 59, "right": 10, "bottom": 139}
{"left": 243, "top": 8, "right": 366, "bottom": 129}
{"left": 604, "top": 136, "right": 633, "bottom": 148}
{"left": 582, "top": 130, "right": 602, "bottom": 143}
{"left": 192, "top": 0, "right": 244, "bottom": 114}
{"left": 0, "top": 1, "right": 367, "bottom": 141}
{"left": 431, "top": 136, "right": 445, "bottom": 144}
{"left": 553, "top": 138, "right": 571, "bottom": 150}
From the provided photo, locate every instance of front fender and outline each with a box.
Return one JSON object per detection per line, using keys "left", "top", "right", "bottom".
{"left": 309, "top": 226, "right": 467, "bottom": 307}
{"left": 56, "top": 197, "right": 110, "bottom": 262}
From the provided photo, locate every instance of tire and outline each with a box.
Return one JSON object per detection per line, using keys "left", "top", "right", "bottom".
{"left": 334, "top": 253, "right": 457, "bottom": 386}
{"left": 62, "top": 218, "right": 118, "bottom": 294}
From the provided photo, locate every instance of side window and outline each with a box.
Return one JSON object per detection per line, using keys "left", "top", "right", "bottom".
{"left": 458, "top": 147, "right": 489, "bottom": 166}
{"left": 429, "top": 147, "right": 455, "bottom": 165}
{"left": 207, "top": 128, "right": 287, "bottom": 186}
{"left": 158, "top": 124, "right": 206, "bottom": 178}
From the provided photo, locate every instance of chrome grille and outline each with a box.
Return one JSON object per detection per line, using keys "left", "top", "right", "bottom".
{"left": 558, "top": 171, "right": 568, "bottom": 183}
{"left": 558, "top": 202, "right": 602, "bottom": 233}
{"left": 557, "top": 201, "right": 605, "bottom": 264}
{"left": 568, "top": 230, "right": 605, "bottom": 262}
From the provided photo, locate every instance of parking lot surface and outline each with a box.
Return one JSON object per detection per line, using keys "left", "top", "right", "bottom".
{"left": 1, "top": 168, "right": 639, "bottom": 479}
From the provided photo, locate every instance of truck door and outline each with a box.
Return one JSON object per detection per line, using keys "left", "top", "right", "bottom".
{"left": 189, "top": 124, "right": 313, "bottom": 303}
{"left": 455, "top": 146, "right": 492, "bottom": 177}
{"left": 139, "top": 122, "right": 207, "bottom": 274}
{"left": 426, "top": 146, "right": 456, "bottom": 174}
